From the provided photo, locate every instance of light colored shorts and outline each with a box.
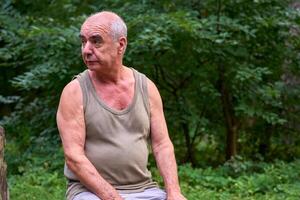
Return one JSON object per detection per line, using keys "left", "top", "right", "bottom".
{"left": 73, "top": 187, "right": 166, "bottom": 200}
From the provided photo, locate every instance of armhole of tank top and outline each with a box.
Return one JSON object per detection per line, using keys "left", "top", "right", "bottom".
{"left": 139, "top": 72, "right": 152, "bottom": 148}
{"left": 140, "top": 73, "right": 150, "bottom": 119}
{"left": 72, "top": 72, "right": 87, "bottom": 113}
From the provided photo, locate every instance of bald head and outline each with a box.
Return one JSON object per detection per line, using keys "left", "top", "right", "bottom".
{"left": 83, "top": 11, "right": 127, "bottom": 41}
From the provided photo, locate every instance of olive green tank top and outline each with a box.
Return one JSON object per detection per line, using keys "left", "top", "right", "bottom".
{"left": 64, "top": 68, "right": 157, "bottom": 200}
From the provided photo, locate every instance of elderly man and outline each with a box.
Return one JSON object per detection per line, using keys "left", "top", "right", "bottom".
{"left": 56, "top": 11, "right": 186, "bottom": 200}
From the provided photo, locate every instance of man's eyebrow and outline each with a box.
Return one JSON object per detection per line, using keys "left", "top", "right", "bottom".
{"left": 90, "top": 34, "right": 103, "bottom": 40}
{"left": 78, "top": 34, "right": 103, "bottom": 40}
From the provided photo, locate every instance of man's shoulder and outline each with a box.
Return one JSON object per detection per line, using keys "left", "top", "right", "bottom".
{"left": 71, "top": 69, "right": 88, "bottom": 81}
{"left": 127, "top": 67, "right": 159, "bottom": 95}
{"left": 61, "top": 78, "right": 82, "bottom": 99}
{"left": 129, "top": 67, "right": 146, "bottom": 77}
{"left": 63, "top": 69, "right": 89, "bottom": 92}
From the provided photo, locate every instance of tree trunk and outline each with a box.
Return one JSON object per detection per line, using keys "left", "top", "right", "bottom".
{"left": 225, "top": 124, "right": 238, "bottom": 160}
{"left": 259, "top": 124, "right": 273, "bottom": 159}
{"left": 0, "top": 126, "right": 8, "bottom": 200}
{"left": 181, "top": 122, "right": 196, "bottom": 167}
{"left": 215, "top": 0, "right": 238, "bottom": 161}
{"left": 217, "top": 65, "right": 238, "bottom": 160}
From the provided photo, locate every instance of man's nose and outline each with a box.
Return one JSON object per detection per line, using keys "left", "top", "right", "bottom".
{"left": 82, "top": 41, "right": 93, "bottom": 55}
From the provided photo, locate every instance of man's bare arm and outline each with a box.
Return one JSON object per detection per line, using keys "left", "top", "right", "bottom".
{"left": 148, "top": 79, "right": 186, "bottom": 200}
{"left": 56, "top": 80, "right": 123, "bottom": 200}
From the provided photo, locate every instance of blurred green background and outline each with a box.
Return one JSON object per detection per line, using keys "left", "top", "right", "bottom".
{"left": 1, "top": 0, "right": 300, "bottom": 199}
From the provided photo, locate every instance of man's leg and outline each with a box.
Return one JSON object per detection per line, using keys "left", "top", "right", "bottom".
{"left": 73, "top": 188, "right": 166, "bottom": 200}
{"left": 73, "top": 192, "right": 101, "bottom": 200}
{"left": 120, "top": 187, "right": 167, "bottom": 200}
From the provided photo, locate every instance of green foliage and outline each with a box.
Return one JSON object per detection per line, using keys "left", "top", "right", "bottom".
{"left": 9, "top": 167, "right": 65, "bottom": 200}
{"left": 179, "top": 159, "right": 300, "bottom": 200}
{"left": 0, "top": 0, "right": 299, "bottom": 199}
{"left": 0, "top": 0, "right": 300, "bottom": 177}
{"left": 9, "top": 159, "right": 300, "bottom": 200}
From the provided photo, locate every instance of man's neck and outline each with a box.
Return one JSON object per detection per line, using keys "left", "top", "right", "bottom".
{"left": 89, "top": 65, "right": 129, "bottom": 85}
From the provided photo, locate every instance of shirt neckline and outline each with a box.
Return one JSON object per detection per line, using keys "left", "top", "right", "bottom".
{"left": 86, "top": 68, "right": 138, "bottom": 115}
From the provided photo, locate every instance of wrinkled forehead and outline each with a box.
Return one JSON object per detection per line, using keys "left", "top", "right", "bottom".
{"left": 80, "top": 16, "right": 112, "bottom": 37}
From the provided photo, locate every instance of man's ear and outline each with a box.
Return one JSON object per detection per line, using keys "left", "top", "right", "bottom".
{"left": 118, "top": 37, "right": 127, "bottom": 55}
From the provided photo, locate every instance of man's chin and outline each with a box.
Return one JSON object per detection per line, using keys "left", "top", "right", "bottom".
{"left": 86, "top": 63, "right": 100, "bottom": 70}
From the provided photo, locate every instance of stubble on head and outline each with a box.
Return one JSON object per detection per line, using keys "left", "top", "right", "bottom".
{"left": 81, "top": 11, "right": 126, "bottom": 41}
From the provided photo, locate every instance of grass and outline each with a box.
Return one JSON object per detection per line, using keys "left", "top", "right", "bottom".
{"left": 8, "top": 159, "right": 300, "bottom": 200}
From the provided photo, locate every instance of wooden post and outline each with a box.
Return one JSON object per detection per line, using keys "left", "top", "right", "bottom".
{"left": 0, "top": 126, "right": 8, "bottom": 200}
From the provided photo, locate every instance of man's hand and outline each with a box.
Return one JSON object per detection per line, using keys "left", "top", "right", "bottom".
{"left": 167, "top": 191, "right": 187, "bottom": 200}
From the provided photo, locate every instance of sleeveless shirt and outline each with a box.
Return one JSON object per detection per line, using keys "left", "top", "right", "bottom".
{"left": 64, "top": 68, "right": 158, "bottom": 200}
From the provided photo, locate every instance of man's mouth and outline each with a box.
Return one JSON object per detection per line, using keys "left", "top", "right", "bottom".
{"left": 86, "top": 61, "right": 98, "bottom": 64}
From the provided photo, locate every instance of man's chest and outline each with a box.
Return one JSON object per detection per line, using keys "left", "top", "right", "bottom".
{"left": 94, "top": 83, "right": 135, "bottom": 111}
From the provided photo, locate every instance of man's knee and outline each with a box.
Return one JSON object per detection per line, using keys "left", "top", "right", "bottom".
{"left": 121, "top": 187, "right": 166, "bottom": 200}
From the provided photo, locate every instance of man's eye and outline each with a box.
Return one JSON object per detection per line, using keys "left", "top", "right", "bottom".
{"left": 91, "top": 38, "right": 102, "bottom": 47}
{"left": 81, "top": 39, "right": 87, "bottom": 45}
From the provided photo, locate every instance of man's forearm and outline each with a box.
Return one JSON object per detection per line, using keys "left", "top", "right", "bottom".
{"left": 153, "top": 142, "right": 181, "bottom": 194}
{"left": 66, "top": 155, "right": 123, "bottom": 200}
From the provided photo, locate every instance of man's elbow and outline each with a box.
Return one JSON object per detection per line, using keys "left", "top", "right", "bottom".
{"left": 64, "top": 151, "right": 86, "bottom": 172}
{"left": 153, "top": 139, "right": 174, "bottom": 155}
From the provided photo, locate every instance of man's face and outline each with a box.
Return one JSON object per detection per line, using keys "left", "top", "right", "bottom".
{"left": 80, "top": 19, "right": 119, "bottom": 71}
